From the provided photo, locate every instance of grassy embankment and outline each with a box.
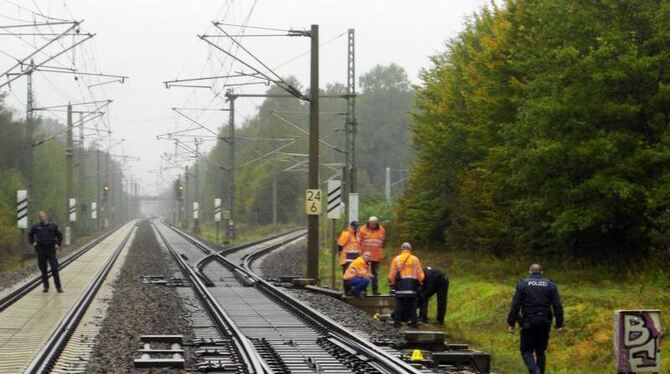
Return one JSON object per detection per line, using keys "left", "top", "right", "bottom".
{"left": 318, "top": 246, "right": 670, "bottom": 373}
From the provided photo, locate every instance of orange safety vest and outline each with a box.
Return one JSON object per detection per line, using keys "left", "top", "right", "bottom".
{"left": 343, "top": 256, "right": 371, "bottom": 281}
{"left": 359, "top": 224, "right": 386, "bottom": 262}
{"left": 388, "top": 250, "right": 425, "bottom": 295}
{"left": 337, "top": 227, "right": 360, "bottom": 266}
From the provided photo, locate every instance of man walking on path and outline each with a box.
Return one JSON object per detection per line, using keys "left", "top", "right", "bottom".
{"left": 359, "top": 216, "right": 386, "bottom": 295}
{"left": 507, "top": 263, "right": 564, "bottom": 374}
{"left": 28, "top": 211, "right": 64, "bottom": 293}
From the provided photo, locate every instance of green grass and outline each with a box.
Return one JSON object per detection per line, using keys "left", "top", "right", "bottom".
{"left": 318, "top": 247, "right": 670, "bottom": 373}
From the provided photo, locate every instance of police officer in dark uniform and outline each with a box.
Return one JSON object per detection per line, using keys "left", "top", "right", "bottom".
{"left": 418, "top": 266, "right": 449, "bottom": 324}
{"left": 28, "top": 211, "right": 64, "bottom": 293}
{"left": 507, "top": 264, "right": 563, "bottom": 374}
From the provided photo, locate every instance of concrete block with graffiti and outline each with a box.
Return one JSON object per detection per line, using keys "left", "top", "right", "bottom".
{"left": 614, "top": 310, "right": 662, "bottom": 373}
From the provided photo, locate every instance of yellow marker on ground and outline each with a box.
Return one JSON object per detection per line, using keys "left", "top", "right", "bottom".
{"left": 410, "top": 349, "right": 424, "bottom": 362}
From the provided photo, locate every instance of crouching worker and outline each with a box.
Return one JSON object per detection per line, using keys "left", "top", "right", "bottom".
{"left": 388, "top": 242, "right": 424, "bottom": 327}
{"left": 343, "top": 252, "right": 372, "bottom": 297}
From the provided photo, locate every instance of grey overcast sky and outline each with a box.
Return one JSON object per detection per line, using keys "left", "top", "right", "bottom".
{"left": 0, "top": 0, "right": 488, "bottom": 195}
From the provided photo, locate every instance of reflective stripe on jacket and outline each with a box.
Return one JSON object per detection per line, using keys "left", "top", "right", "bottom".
{"left": 388, "top": 250, "right": 425, "bottom": 295}
{"left": 343, "top": 256, "right": 371, "bottom": 281}
{"left": 337, "top": 228, "right": 360, "bottom": 265}
{"left": 359, "top": 224, "right": 385, "bottom": 262}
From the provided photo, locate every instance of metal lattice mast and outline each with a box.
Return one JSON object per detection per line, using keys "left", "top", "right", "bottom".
{"left": 78, "top": 113, "right": 86, "bottom": 232}
{"left": 344, "top": 29, "right": 356, "bottom": 222}
{"left": 66, "top": 104, "right": 74, "bottom": 241}
{"left": 228, "top": 94, "right": 236, "bottom": 241}
{"left": 25, "top": 66, "right": 34, "bottom": 225}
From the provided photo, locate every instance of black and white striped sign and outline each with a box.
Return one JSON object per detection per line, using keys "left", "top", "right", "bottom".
{"left": 327, "top": 180, "right": 342, "bottom": 219}
{"left": 69, "top": 198, "right": 77, "bottom": 222}
{"left": 193, "top": 202, "right": 199, "bottom": 220}
{"left": 91, "top": 202, "right": 97, "bottom": 219}
{"left": 214, "top": 198, "right": 222, "bottom": 222}
{"left": 17, "top": 190, "right": 28, "bottom": 229}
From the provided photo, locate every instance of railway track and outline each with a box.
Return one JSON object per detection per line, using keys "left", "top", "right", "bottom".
{"left": 153, "top": 219, "right": 422, "bottom": 374}
{"left": 0, "top": 221, "right": 137, "bottom": 374}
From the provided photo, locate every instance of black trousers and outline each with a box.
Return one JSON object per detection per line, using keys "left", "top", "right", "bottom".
{"left": 393, "top": 296, "right": 418, "bottom": 325}
{"left": 342, "top": 264, "right": 350, "bottom": 293}
{"left": 418, "top": 276, "right": 449, "bottom": 323}
{"left": 520, "top": 322, "right": 551, "bottom": 374}
{"left": 369, "top": 261, "right": 380, "bottom": 294}
{"left": 36, "top": 246, "right": 61, "bottom": 290}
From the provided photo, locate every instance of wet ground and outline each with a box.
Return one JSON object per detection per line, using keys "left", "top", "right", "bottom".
{"left": 86, "top": 221, "right": 192, "bottom": 373}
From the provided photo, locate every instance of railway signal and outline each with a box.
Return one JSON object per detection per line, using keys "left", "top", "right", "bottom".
{"left": 103, "top": 184, "right": 110, "bottom": 201}
{"left": 176, "top": 182, "right": 184, "bottom": 200}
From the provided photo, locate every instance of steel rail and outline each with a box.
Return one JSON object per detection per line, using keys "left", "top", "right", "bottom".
{"left": 151, "top": 220, "right": 269, "bottom": 374}
{"left": 0, "top": 224, "right": 122, "bottom": 312}
{"left": 193, "top": 227, "right": 306, "bottom": 286}
{"left": 24, "top": 222, "right": 137, "bottom": 373}
{"left": 242, "top": 241, "right": 422, "bottom": 374}
{"left": 168, "top": 225, "right": 421, "bottom": 374}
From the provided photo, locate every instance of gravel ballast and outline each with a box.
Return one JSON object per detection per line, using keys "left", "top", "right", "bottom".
{"left": 86, "top": 221, "right": 192, "bottom": 373}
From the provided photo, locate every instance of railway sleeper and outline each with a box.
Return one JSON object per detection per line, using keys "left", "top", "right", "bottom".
{"left": 250, "top": 337, "right": 291, "bottom": 374}
{"left": 316, "top": 336, "right": 383, "bottom": 374}
{"left": 133, "top": 335, "right": 185, "bottom": 369}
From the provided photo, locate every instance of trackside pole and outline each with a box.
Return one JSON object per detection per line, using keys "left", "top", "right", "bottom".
{"left": 331, "top": 218, "right": 337, "bottom": 289}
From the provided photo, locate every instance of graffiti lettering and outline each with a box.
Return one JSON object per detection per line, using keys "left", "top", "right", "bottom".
{"left": 615, "top": 310, "right": 662, "bottom": 373}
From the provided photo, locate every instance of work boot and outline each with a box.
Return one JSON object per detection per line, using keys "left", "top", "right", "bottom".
{"left": 42, "top": 288, "right": 48, "bottom": 293}
{"left": 57, "top": 288, "right": 64, "bottom": 293}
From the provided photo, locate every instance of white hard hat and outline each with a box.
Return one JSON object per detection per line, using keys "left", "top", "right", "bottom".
{"left": 401, "top": 242, "right": 412, "bottom": 250}
{"left": 369, "top": 216, "right": 379, "bottom": 223}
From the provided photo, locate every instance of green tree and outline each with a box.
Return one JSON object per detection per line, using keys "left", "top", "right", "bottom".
{"left": 398, "top": 0, "right": 670, "bottom": 261}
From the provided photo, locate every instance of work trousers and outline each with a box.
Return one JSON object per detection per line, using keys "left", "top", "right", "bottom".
{"left": 36, "top": 246, "right": 61, "bottom": 290}
{"left": 418, "top": 276, "right": 449, "bottom": 324}
{"left": 341, "top": 263, "right": 351, "bottom": 292}
{"left": 393, "top": 295, "right": 418, "bottom": 326}
{"left": 344, "top": 277, "right": 369, "bottom": 296}
{"left": 520, "top": 322, "right": 551, "bottom": 374}
{"left": 369, "top": 261, "right": 380, "bottom": 294}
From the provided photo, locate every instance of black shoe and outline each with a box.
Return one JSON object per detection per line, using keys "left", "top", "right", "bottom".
{"left": 42, "top": 288, "right": 48, "bottom": 293}
{"left": 436, "top": 320, "right": 444, "bottom": 325}
{"left": 408, "top": 323, "right": 418, "bottom": 328}
{"left": 420, "top": 317, "right": 428, "bottom": 323}
{"left": 393, "top": 321, "right": 401, "bottom": 328}
{"left": 56, "top": 288, "right": 64, "bottom": 293}
{"left": 373, "top": 292, "right": 381, "bottom": 296}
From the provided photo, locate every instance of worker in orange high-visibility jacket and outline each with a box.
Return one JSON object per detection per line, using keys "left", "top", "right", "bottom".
{"left": 342, "top": 252, "right": 372, "bottom": 297}
{"left": 359, "top": 216, "right": 386, "bottom": 295}
{"left": 388, "top": 242, "right": 425, "bottom": 328}
{"left": 337, "top": 220, "right": 360, "bottom": 272}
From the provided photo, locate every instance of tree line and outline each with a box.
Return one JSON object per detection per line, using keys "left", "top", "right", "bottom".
{"left": 396, "top": 0, "right": 670, "bottom": 263}
{"left": 168, "top": 64, "right": 414, "bottom": 234}
{"left": 0, "top": 95, "right": 133, "bottom": 267}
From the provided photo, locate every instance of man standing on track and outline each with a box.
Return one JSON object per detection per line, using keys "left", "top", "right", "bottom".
{"left": 388, "top": 242, "right": 424, "bottom": 328}
{"left": 507, "top": 263, "right": 564, "bottom": 374}
{"left": 28, "top": 211, "right": 64, "bottom": 293}
{"left": 359, "top": 216, "right": 386, "bottom": 295}
{"left": 342, "top": 252, "right": 372, "bottom": 297}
